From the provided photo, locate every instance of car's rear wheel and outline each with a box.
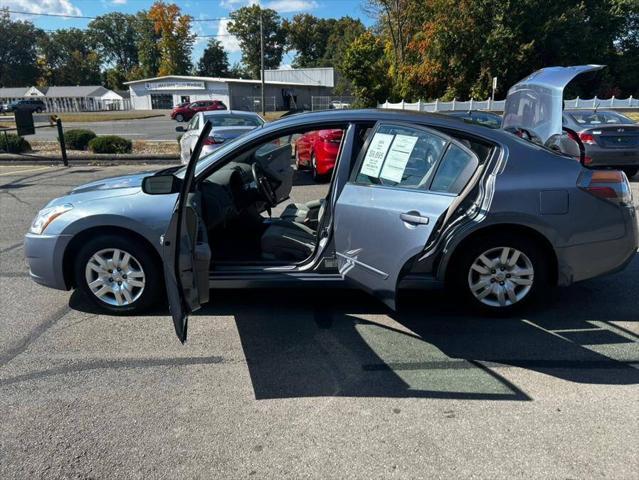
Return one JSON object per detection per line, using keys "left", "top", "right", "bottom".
{"left": 450, "top": 233, "right": 549, "bottom": 314}
{"left": 35, "top": 108, "right": 43, "bottom": 113}
{"left": 74, "top": 235, "right": 161, "bottom": 314}
{"left": 311, "top": 152, "right": 326, "bottom": 183}
{"left": 622, "top": 167, "right": 638, "bottom": 179}
{"left": 175, "top": 113, "right": 184, "bottom": 122}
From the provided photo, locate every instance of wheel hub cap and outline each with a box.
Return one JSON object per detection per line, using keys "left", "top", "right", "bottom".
{"left": 85, "top": 248, "right": 145, "bottom": 306}
{"left": 467, "top": 247, "right": 534, "bottom": 308}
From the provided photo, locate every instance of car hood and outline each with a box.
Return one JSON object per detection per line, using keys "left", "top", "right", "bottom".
{"left": 502, "top": 65, "right": 605, "bottom": 144}
{"left": 69, "top": 170, "right": 157, "bottom": 194}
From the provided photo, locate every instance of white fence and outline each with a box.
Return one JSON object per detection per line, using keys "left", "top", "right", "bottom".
{"left": 0, "top": 97, "right": 132, "bottom": 112}
{"left": 378, "top": 96, "right": 639, "bottom": 112}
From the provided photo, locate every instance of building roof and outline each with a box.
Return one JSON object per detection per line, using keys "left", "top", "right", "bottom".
{"left": 0, "top": 87, "right": 29, "bottom": 97}
{"left": 44, "top": 86, "right": 112, "bottom": 97}
{"left": 123, "top": 75, "right": 317, "bottom": 88}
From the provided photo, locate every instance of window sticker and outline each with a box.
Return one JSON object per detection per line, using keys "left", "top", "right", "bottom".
{"left": 360, "top": 133, "right": 394, "bottom": 178}
{"left": 379, "top": 134, "right": 419, "bottom": 183}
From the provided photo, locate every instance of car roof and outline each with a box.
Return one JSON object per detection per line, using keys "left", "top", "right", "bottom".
{"left": 201, "top": 110, "right": 260, "bottom": 117}
{"left": 265, "top": 108, "right": 511, "bottom": 143}
{"left": 564, "top": 109, "right": 627, "bottom": 115}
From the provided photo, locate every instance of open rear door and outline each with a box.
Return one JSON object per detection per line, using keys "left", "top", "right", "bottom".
{"left": 502, "top": 65, "right": 605, "bottom": 145}
{"left": 333, "top": 121, "right": 480, "bottom": 310}
{"left": 163, "top": 121, "right": 213, "bottom": 343}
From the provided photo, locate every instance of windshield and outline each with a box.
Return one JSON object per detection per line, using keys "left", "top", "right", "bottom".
{"left": 568, "top": 111, "right": 634, "bottom": 126}
{"left": 203, "top": 114, "right": 263, "bottom": 128}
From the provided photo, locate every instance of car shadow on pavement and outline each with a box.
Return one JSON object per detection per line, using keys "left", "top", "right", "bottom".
{"left": 67, "top": 255, "right": 639, "bottom": 402}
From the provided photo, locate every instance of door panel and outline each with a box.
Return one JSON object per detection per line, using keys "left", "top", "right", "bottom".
{"left": 163, "top": 120, "right": 213, "bottom": 343}
{"left": 333, "top": 122, "right": 478, "bottom": 309}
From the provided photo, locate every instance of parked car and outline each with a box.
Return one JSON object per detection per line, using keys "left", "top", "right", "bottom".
{"left": 177, "top": 110, "right": 264, "bottom": 164}
{"left": 171, "top": 100, "right": 227, "bottom": 122}
{"left": 5, "top": 99, "right": 46, "bottom": 113}
{"left": 444, "top": 110, "right": 502, "bottom": 129}
{"left": 294, "top": 129, "right": 344, "bottom": 181}
{"left": 25, "top": 66, "right": 638, "bottom": 343}
{"left": 561, "top": 110, "right": 639, "bottom": 178}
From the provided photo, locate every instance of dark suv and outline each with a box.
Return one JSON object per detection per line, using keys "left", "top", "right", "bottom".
{"left": 171, "top": 100, "right": 226, "bottom": 122}
{"left": 6, "top": 99, "right": 46, "bottom": 113}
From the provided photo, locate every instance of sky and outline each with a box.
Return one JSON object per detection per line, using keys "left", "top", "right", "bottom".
{"left": 0, "top": 0, "right": 374, "bottom": 67}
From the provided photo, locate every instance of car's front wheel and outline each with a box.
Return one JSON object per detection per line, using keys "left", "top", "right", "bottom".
{"left": 74, "top": 235, "right": 162, "bottom": 314}
{"left": 450, "top": 234, "right": 549, "bottom": 313}
{"left": 175, "top": 113, "right": 184, "bottom": 122}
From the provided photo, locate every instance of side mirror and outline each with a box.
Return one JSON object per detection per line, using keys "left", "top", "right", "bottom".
{"left": 175, "top": 125, "right": 185, "bottom": 132}
{"left": 141, "top": 174, "right": 180, "bottom": 195}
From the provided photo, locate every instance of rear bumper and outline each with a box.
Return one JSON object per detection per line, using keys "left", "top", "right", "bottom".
{"left": 24, "top": 233, "right": 72, "bottom": 291}
{"left": 556, "top": 205, "right": 638, "bottom": 285}
{"left": 585, "top": 145, "right": 639, "bottom": 167}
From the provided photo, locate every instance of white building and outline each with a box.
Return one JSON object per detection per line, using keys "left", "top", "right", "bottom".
{"left": 124, "top": 72, "right": 334, "bottom": 111}
{"left": 0, "top": 85, "right": 125, "bottom": 111}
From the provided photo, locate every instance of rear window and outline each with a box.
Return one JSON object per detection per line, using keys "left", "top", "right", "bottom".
{"left": 205, "top": 115, "right": 263, "bottom": 127}
{"left": 568, "top": 111, "right": 634, "bottom": 126}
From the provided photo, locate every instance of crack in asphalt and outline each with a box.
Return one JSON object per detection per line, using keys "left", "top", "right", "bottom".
{"left": 0, "top": 355, "right": 226, "bottom": 387}
{"left": 0, "top": 242, "right": 22, "bottom": 254}
{"left": 0, "top": 189, "right": 32, "bottom": 207}
{"left": 0, "top": 304, "right": 71, "bottom": 367}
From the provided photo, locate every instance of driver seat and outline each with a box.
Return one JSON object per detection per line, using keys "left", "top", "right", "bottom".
{"left": 279, "top": 199, "right": 325, "bottom": 229}
{"left": 261, "top": 201, "right": 326, "bottom": 261}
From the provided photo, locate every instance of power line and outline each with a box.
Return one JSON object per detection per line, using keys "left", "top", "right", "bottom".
{"left": 3, "top": 9, "right": 228, "bottom": 22}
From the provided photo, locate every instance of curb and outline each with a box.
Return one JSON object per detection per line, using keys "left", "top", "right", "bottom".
{"left": 0, "top": 154, "right": 179, "bottom": 165}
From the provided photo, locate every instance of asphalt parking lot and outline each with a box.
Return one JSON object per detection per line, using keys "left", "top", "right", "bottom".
{"left": 1, "top": 164, "right": 638, "bottom": 479}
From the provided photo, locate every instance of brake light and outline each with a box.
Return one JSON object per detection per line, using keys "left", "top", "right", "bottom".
{"left": 579, "top": 132, "right": 596, "bottom": 145}
{"left": 583, "top": 155, "right": 593, "bottom": 165}
{"left": 578, "top": 170, "right": 633, "bottom": 205}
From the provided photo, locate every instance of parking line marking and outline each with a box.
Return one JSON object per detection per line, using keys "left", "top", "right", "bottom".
{"left": 0, "top": 166, "right": 53, "bottom": 177}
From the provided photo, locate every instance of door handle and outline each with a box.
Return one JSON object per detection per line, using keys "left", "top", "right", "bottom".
{"left": 400, "top": 211, "right": 429, "bottom": 225}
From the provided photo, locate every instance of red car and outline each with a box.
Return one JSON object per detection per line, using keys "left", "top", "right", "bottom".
{"left": 294, "top": 129, "right": 343, "bottom": 181}
{"left": 171, "top": 100, "right": 227, "bottom": 122}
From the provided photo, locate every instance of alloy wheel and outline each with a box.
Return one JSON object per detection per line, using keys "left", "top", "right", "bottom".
{"left": 84, "top": 248, "right": 146, "bottom": 306}
{"left": 467, "top": 246, "right": 534, "bottom": 308}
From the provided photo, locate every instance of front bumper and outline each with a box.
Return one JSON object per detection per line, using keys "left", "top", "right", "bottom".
{"left": 24, "top": 232, "right": 73, "bottom": 291}
{"left": 556, "top": 205, "right": 638, "bottom": 285}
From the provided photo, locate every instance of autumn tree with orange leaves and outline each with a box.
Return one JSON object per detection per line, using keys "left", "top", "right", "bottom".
{"left": 148, "top": 1, "right": 195, "bottom": 76}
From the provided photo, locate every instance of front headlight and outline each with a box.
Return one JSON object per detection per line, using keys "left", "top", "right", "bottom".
{"left": 29, "top": 204, "right": 73, "bottom": 235}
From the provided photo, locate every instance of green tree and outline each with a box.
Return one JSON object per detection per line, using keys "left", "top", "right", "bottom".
{"left": 227, "top": 5, "right": 286, "bottom": 79}
{"left": 0, "top": 9, "right": 42, "bottom": 87}
{"left": 148, "top": 1, "right": 195, "bottom": 76}
{"left": 130, "top": 11, "right": 162, "bottom": 79}
{"left": 88, "top": 12, "right": 139, "bottom": 76}
{"left": 197, "top": 39, "right": 230, "bottom": 77}
{"left": 284, "top": 14, "right": 336, "bottom": 67}
{"left": 340, "top": 30, "right": 391, "bottom": 106}
{"left": 39, "top": 28, "right": 102, "bottom": 85}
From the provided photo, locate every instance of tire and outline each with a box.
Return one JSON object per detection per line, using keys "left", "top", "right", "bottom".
{"left": 311, "top": 152, "right": 326, "bottom": 182}
{"left": 35, "top": 108, "right": 43, "bottom": 113}
{"left": 74, "top": 234, "right": 162, "bottom": 314}
{"left": 294, "top": 149, "right": 303, "bottom": 170}
{"left": 622, "top": 167, "right": 638, "bottom": 179}
{"left": 175, "top": 113, "right": 184, "bottom": 122}
{"left": 448, "top": 233, "right": 549, "bottom": 314}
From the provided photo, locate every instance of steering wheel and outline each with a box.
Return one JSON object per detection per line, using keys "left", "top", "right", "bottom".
{"left": 252, "top": 162, "right": 278, "bottom": 208}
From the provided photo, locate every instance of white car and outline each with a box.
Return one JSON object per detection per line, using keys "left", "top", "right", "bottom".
{"left": 177, "top": 110, "right": 264, "bottom": 164}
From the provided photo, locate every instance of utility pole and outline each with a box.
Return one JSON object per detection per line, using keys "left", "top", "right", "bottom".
{"left": 260, "top": 10, "right": 265, "bottom": 117}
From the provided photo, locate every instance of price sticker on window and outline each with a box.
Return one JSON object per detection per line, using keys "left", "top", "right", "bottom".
{"left": 380, "top": 134, "right": 419, "bottom": 183}
{"left": 360, "top": 133, "right": 394, "bottom": 178}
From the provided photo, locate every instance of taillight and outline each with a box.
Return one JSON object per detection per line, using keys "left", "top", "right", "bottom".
{"left": 578, "top": 169, "right": 633, "bottom": 205}
{"left": 579, "top": 132, "right": 596, "bottom": 145}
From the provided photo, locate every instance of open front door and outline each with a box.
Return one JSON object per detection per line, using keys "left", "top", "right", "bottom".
{"left": 333, "top": 122, "right": 480, "bottom": 310}
{"left": 163, "top": 121, "right": 213, "bottom": 343}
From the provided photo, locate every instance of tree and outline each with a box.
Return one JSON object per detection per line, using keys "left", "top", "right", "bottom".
{"left": 284, "top": 14, "right": 336, "bottom": 67}
{"left": 148, "top": 1, "right": 195, "bottom": 76}
{"left": 229, "top": 62, "right": 251, "bottom": 79}
{"left": 339, "top": 31, "right": 391, "bottom": 106}
{"left": 131, "top": 11, "right": 162, "bottom": 80}
{"left": 197, "top": 39, "right": 230, "bottom": 77}
{"left": 227, "top": 5, "right": 286, "bottom": 79}
{"left": 88, "top": 12, "right": 139, "bottom": 76}
{"left": 321, "top": 16, "right": 366, "bottom": 94}
{"left": 39, "top": 28, "right": 102, "bottom": 85}
{"left": 0, "top": 9, "right": 42, "bottom": 87}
